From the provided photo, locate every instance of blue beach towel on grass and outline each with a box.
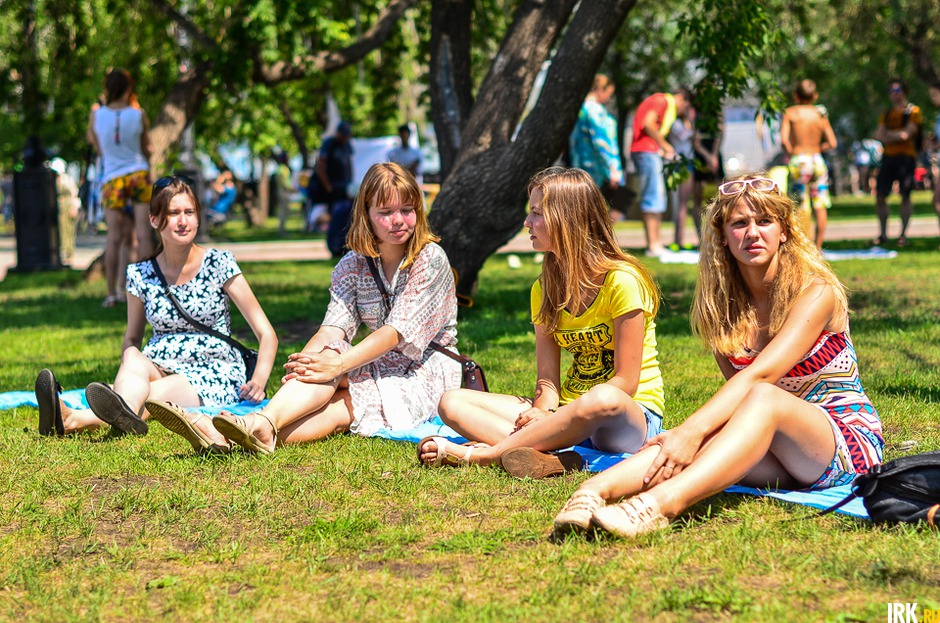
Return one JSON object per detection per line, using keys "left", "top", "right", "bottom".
{"left": 1, "top": 391, "right": 866, "bottom": 518}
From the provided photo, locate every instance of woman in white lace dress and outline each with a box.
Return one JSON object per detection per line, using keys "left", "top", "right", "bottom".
{"left": 210, "top": 162, "right": 461, "bottom": 454}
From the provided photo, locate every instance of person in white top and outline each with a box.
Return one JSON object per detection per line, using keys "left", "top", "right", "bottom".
{"left": 386, "top": 125, "right": 422, "bottom": 178}
{"left": 87, "top": 68, "right": 153, "bottom": 308}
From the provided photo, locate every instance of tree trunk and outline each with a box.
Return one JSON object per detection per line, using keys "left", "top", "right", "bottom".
{"left": 428, "top": 0, "right": 473, "bottom": 178}
{"left": 148, "top": 63, "right": 212, "bottom": 174}
{"left": 429, "top": 0, "right": 639, "bottom": 296}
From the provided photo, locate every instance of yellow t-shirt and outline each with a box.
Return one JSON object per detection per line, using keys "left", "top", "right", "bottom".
{"left": 530, "top": 265, "right": 665, "bottom": 415}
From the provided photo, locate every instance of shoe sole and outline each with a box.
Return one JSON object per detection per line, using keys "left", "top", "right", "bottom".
{"left": 146, "top": 401, "right": 228, "bottom": 455}
{"left": 500, "top": 447, "right": 583, "bottom": 479}
{"left": 85, "top": 383, "right": 148, "bottom": 435}
{"left": 36, "top": 369, "right": 63, "bottom": 436}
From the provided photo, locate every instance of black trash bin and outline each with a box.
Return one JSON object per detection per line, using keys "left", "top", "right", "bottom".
{"left": 13, "top": 164, "right": 61, "bottom": 271}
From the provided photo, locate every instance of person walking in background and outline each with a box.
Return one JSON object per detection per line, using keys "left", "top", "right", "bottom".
{"left": 307, "top": 121, "right": 354, "bottom": 258}
{"left": 569, "top": 75, "right": 625, "bottom": 221}
{"left": 552, "top": 174, "right": 883, "bottom": 539}
{"left": 631, "top": 88, "right": 694, "bottom": 257}
{"left": 87, "top": 68, "right": 153, "bottom": 307}
{"left": 873, "top": 78, "right": 922, "bottom": 247}
{"left": 387, "top": 124, "right": 422, "bottom": 179}
{"left": 49, "top": 158, "right": 80, "bottom": 265}
{"left": 780, "top": 79, "right": 838, "bottom": 248}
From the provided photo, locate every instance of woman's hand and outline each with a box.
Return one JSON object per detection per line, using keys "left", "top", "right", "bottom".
{"left": 641, "top": 426, "right": 704, "bottom": 485}
{"left": 282, "top": 350, "right": 344, "bottom": 384}
{"left": 513, "top": 406, "right": 552, "bottom": 432}
{"left": 239, "top": 379, "right": 265, "bottom": 403}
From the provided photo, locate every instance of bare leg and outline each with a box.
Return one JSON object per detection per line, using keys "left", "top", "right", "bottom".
{"left": 814, "top": 206, "right": 828, "bottom": 248}
{"left": 430, "top": 384, "right": 651, "bottom": 466}
{"left": 615, "top": 384, "right": 836, "bottom": 518}
{"left": 875, "top": 194, "right": 889, "bottom": 241}
{"left": 134, "top": 201, "right": 154, "bottom": 259}
{"left": 278, "top": 390, "right": 355, "bottom": 443}
{"left": 234, "top": 375, "right": 345, "bottom": 447}
{"left": 437, "top": 389, "right": 532, "bottom": 444}
{"left": 103, "top": 209, "right": 125, "bottom": 299}
{"left": 642, "top": 213, "right": 663, "bottom": 255}
{"left": 899, "top": 194, "right": 912, "bottom": 241}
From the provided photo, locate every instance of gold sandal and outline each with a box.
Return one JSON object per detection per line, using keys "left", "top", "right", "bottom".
{"left": 211, "top": 411, "right": 278, "bottom": 455}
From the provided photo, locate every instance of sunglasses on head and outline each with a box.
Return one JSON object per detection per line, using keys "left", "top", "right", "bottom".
{"left": 153, "top": 175, "right": 195, "bottom": 192}
{"left": 717, "top": 178, "right": 779, "bottom": 196}
{"left": 889, "top": 85, "right": 904, "bottom": 94}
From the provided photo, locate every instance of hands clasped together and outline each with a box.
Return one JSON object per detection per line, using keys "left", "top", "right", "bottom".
{"left": 282, "top": 349, "right": 345, "bottom": 385}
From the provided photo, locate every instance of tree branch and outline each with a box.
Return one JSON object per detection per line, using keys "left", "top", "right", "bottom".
{"left": 147, "top": 0, "right": 221, "bottom": 52}
{"left": 253, "top": 0, "right": 417, "bottom": 86}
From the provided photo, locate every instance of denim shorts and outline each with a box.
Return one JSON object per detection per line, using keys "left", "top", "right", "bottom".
{"left": 632, "top": 151, "right": 667, "bottom": 214}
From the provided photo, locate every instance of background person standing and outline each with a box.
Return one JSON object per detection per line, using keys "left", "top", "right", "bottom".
{"left": 873, "top": 77, "right": 922, "bottom": 247}
{"left": 87, "top": 68, "right": 152, "bottom": 307}
{"left": 569, "top": 74, "right": 625, "bottom": 220}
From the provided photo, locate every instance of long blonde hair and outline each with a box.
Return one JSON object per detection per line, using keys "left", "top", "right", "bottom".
{"left": 529, "top": 167, "right": 660, "bottom": 332}
{"left": 691, "top": 173, "right": 848, "bottom": 356}
{"left": 346, "top": 162, "right": 439, "bottom": 267}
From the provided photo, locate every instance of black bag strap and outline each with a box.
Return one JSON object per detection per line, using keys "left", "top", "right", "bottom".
{"left": 149, "top": 257, "right": 253, "bottom": 358}
{"left": 364, "top": 256, "right": 464, "bottom": 366}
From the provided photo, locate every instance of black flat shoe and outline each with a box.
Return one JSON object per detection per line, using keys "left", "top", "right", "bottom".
{"left": 35, "top": 369, "right": 65, "bottom": 436}
{"left": 85, "top": 382, "right": 148, "bottom": 436}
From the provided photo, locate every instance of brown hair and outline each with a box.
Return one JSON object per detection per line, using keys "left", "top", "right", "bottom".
{"left": 104, "top": 68, "right": 134, "bottom": 104}
{"left": 346, "top": 162, "right": 438, "bottom": 267}
{"left": 528, "top": 167, "right": 659, "bottom": 333}
{"left": 795, "top": 79, "right": 817, "bottom": 103}
{"left": 592, "top": 74, "right": 612, "bottom": 92}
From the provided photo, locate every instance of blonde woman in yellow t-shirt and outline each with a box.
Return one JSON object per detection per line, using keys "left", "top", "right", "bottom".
{"left": 418, "top": 167, "right": 665, "bottom": 478}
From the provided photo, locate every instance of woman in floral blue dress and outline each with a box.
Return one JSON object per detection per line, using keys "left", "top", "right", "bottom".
{"left": 35, "top": 177, "right": 277, "bottom": 452}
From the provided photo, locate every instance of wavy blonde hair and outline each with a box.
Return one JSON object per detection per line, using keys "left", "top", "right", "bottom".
{"left": 691, "top": 173, "right": 848, "bottom": 356}
{"left": 528, "top": 167, "right": 660, "bottom": 333}
{"left": 346, "top": 162, "right": 439, "bottom": 267}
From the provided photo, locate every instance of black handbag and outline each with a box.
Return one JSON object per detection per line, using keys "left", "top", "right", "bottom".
{"left": 150, "top": 258, "right": 259, "bottom": 379}
{"left": 821, "top": 450, "right": 940, "bottom": 527}
{"left": 365, "top": 256, "right": 489, "bottom": 392}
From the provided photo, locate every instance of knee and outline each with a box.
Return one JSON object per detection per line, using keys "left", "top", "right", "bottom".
{"left": 736, "top": 383, "right": 780, "bottom": 422}
{"left": 437, "top": 389, "right": 468, "bottom": 424}
{"left": 575, "top": 384, "right": 627, "bottom": 422}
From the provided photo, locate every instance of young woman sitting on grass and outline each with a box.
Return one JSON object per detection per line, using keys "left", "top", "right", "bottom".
{"left": 35, "top": 177, "right": 277, "bottom": 451}
{"left": 552, "top": 174, "right": 885, "bottom": 538}
{"left": 181, "top": 162, "right": 461, "bottom": 454}
{"left": 419, "top": 166, "right": 666, "bottom": 478}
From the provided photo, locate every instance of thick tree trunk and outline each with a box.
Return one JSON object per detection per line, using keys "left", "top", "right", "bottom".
{"left": 428, "top": 0, "right": 474, "bottom": 178}
{"left": 429, "top": 0, "right": 639, "bottom": 295}
{"left": 148, "top": 64, "right": 212, "bottom": 174}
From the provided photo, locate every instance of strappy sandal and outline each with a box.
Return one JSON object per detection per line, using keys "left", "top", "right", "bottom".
{"left": 416, "top": 436, "right": 481, "bottom": 467}
{"left": 85, "top": 382, "right": 148, "bottom": 435}
{"left": 36, "top": 369, "right": 65, "bottom": 436}
{"left": 553, "top": 489, "right": 604, "bottom": 536}
{"left": 590, "top": 493, "right": 670, "bottom": 538}
{"left": 211, "top": 411, "right": 278, "bottom": 455}
{"left": 102, "top": 294, "right": 119, "bottom": 308}
{"left": 870, "top": 234, "right": 887, "bottom": 247}
{"left": 145, "top": 400, "right": 231, "bottom": 455}
{"left": 499, "top": 447, "right": 583, "bottom": 479}
{"left": 896, "top": 235, "right": 909, "bottom": 248}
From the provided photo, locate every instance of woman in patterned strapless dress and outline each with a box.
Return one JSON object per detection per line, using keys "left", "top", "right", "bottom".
{"left": 209, "top": 163, "right": 461, "bottom": 454}
{"left": 553, "top": 174, "right": 884, "bottom": 538}
{"left": 35, "top": 177, "right": 277, "bottom": 449}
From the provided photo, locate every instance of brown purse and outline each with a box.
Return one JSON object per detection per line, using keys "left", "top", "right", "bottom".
{"left": 365, "top": 256, "right": 489, "bottom": 392}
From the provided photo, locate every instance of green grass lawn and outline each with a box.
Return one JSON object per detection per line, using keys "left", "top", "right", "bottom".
{"left": 1, "top": 247, "right": 939, "bottom": 622}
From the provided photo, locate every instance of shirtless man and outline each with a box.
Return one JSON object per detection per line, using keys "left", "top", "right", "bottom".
{"left": 780, "top": 79, "right": 837, "bottom": 247}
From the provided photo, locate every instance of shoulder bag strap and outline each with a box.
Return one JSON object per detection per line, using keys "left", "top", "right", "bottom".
{"left": 149, "top": 258, "right": 252, "bottom": 357}
{"left": 364, "top": 256, "right": 464, "bottom": 365}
